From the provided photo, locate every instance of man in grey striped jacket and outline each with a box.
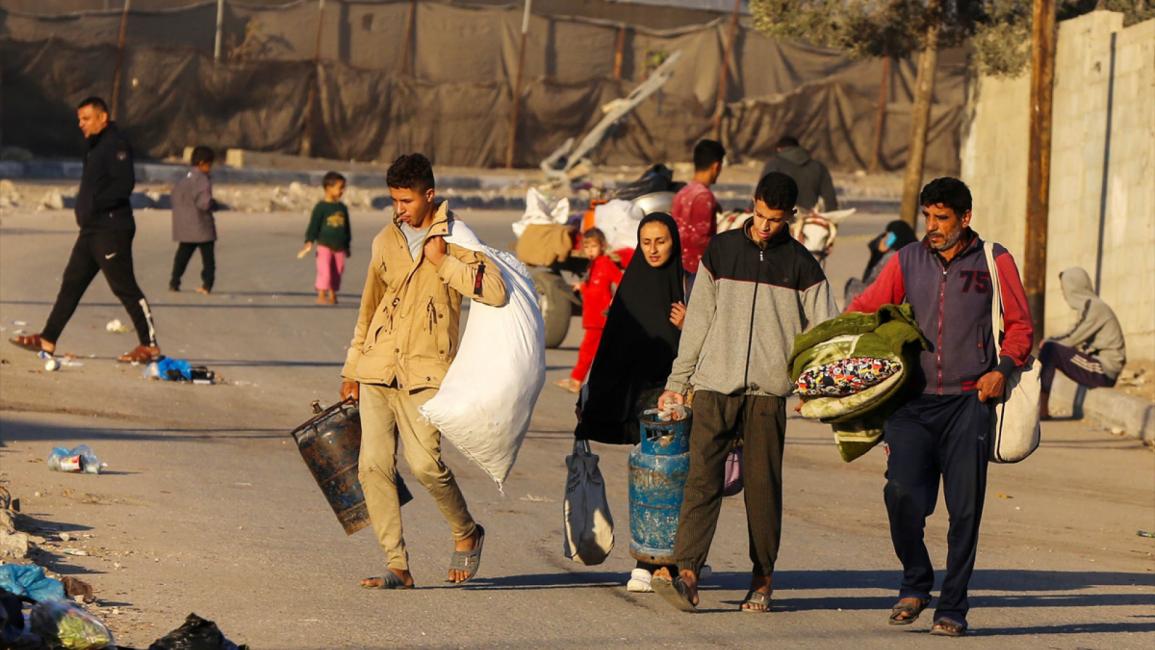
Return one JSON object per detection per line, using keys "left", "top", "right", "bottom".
{"left": 652, "top": 172, "right": 838, "bottom": 613}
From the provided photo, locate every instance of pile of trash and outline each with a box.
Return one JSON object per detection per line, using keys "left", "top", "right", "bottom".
{"left": 0, "top": 486, "right": 247, "bottom": 649}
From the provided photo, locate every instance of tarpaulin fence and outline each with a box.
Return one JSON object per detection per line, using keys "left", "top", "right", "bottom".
{"left": 0, "top": 0, "right": 966, "bottom": 171}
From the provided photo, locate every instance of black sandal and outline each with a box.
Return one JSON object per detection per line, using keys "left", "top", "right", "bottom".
{"left": 888, "top": 598, "right": 930, "bottom": 625}
{"left": 653, "top": 573, "right": 698, "bottom": 612}
{"left": 360, "top": 571, "right": 414, "bottom": 590}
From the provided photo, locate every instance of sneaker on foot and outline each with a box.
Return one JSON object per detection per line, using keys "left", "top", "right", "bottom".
{"left": 627, "top": 569, "right": 653, "bottom": 593}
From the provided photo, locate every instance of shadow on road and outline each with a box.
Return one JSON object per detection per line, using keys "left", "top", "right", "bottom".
{"left": 1, "top": 299, "right": 357, "bottom": 311}
{"left": 0, "top": 421, "right": 287, "bottom": 444}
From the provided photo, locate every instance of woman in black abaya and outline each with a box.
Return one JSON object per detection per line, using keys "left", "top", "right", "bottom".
{"left": 574, "top": 211, "right": 686, "bottom": 592}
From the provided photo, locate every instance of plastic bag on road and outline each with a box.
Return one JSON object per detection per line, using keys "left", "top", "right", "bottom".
{"left": 0, "top": 564, "right": 66, "bottom": 602}
{"left": 420, "top": 218, "right": 546, "bottom": 489}
{"left": 147, "top": 613, "right": 248, "bottom": 650}
{"left": 30, "top": 600, "right": 114, "bottom": 650}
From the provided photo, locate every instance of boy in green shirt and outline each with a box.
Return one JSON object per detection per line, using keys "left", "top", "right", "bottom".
{"left": 298, "top": 172, "right": 352, "bottom": 304}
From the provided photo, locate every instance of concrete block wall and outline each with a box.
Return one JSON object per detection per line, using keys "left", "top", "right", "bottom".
{"left": 960, "top": 75, "right": 1030, "bottom": 262}
{"left": 1099, "top": 18, "right": 1155, "bottom": 361}
{"left": 961, "top": 11, "right": 1155, "bottom": 362}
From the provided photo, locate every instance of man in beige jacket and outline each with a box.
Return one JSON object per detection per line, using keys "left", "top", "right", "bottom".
{"left": 339, "top": 154, "right": 507, "bottom": 589}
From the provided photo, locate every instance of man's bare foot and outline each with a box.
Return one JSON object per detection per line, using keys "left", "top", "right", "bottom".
{"left": 448, "top": 526, "right": 485, "bottom": 583}
{"left": 652, "top": 567, "right": 699, "bottom": 607}
{"left": 359, "top": 567, "right": 415, "bottom": 589}
{"left": 741, "top": 574, "right": 773, "bottom": 612}
{"left": 195, "top": 287, "right": 211, "bottom": 295}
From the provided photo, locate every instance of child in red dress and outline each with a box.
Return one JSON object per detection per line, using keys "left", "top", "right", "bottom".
{"left": 556, "top": 228, "right": 622, "bottom": 393}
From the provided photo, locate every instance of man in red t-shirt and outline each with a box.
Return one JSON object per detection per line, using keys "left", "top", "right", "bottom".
{"left": 671, "top": 140, "right": 724, "bottom": 278}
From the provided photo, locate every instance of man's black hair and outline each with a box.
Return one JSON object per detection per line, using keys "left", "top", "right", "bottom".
{"left": 775, "top": 135, "right": 800, "bottom": 149}
{"left": 919, "top": 177, "right": 972, "bottom": 216}
{"left": 692, "top": 139, "right": 726, "bottom": 172}
{"left": 190, "top": 146, "right": 215, "bottom": 167}
{"left": 322, "top": 171, "right": 346, "bottom": 188}
{"left": 755, "top": 171, "right": 799, "bottom": 211}
{"left": 386, "top": 153, "right": 436, "bottom": 191}
{"left": 77, "top": 96, "right": 109, "bottom": 113}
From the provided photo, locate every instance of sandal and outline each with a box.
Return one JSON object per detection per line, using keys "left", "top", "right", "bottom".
{"left": 360, "top": 571, "right": 414, "bottom": 590}
{"left": 652, "top": 572, "right": 698, "bottom": 613}
{"left": 9, "top": 333, "right": 44, "bottom": 352}
{"left": 889, "top": 598, "right": 930, "bottom": 625}
{"left": 740, "top": 589, "right": 772, "bottom": 613}
{"left": 118, "top": 345, "right": 161, "bottom": 364}
{"left": 447, "top": 524, "right": 485, "bottom": 583}
{"left": 930, "top": 618, "right": 967, "bottom": 637}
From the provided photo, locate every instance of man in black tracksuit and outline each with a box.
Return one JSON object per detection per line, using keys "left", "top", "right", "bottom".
{"left": 11, "top": 97, "right": 160, "bottom": 363}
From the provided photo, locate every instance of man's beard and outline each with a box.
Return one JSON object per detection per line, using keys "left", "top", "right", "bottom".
{"left": 930, "top": 229, "right": 963, "bottom": 252}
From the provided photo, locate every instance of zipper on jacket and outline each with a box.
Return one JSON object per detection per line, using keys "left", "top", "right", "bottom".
{"left": 936, "top": 266, "right": 947, "bottom": 395}
{"left": 743, "top": 248, "right": 764, "bottom": 389}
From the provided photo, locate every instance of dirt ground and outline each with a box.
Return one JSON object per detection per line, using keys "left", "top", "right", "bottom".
{"left": 0, "top": 205, "right": 1152, "bottom": 649}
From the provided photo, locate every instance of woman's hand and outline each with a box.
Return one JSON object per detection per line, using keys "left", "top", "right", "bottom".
{"left": 669, "top": 301, "right": 687, "bottom": 330}
{"left": 297, "top": 242, "right": 313, "bottom": 259}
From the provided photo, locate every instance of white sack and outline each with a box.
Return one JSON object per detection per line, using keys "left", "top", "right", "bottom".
{"left": 593, "top": 199, "right": 644, "bottom": 251}
{"left": 420, "top": 219, "right": 547, "bottom": 489}
{"left": 512, "top": 187, "right": 570, "bottom": 238}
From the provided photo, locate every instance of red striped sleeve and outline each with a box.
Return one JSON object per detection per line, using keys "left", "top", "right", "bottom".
{"left": 846, "top": 254, "right": 904, "bottom": 314}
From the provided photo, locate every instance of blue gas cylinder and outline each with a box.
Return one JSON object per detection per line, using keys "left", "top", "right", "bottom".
{"left": 629, "top": 409, "right": 692, "bottom": 564}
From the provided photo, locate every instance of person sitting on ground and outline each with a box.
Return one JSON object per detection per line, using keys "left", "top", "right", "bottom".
{"left": 298, "top": 172, "right": 352, "bottom": 305}
{"left": 1039, "top": 267, "right": 1126, "bottom": 419}
{"left": 651, "top": 172, "right": 838, "bottom": 614}
{"left": 671, "top": 139, "right": 725, "bottom": 282}
{"left": 573, "top": 213, "right": 687, "bottom": 592}
{"left": 169, "top": 146, "right": 218, "bottom": 295}
{"left": 759, "top": 136, "right": 838, "bottom": 213}
{"left": 556, "top": 228, "right": 622, "bottom": 393}
{"left": 844, "top": 220, "right": 918, "bottom": 306}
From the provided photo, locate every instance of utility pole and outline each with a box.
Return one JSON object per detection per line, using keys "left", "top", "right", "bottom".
{"left": 1024, "top": 0, "right": 1056, "bottom": 343}
{"left": 214, "top": 0, "right": 225, "bottom": 63}
{"left": 869, "top": 56, "right": 891, "bottom": 173}
{"left": 898, "top": 2, "right": 940, "bottom": 227}
{"left": 505, "top": 0, "right": 532, "bottom": 169}
{"left": 712, "top": 0, "right": 742, "bottom": 139}
{"left": 110, "top": 0, "right": 132, "bottom": 120}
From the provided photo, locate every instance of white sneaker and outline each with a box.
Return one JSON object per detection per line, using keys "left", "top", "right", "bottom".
{"left": 627, "top": 568, "right": 653, "bottom": 593}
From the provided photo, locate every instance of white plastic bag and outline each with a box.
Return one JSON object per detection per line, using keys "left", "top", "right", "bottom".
{"left": 420, "top": 218, "right": 547, "bottom": 489}
{"left": 593, "top": 199, "right": 644, "bottom": 251}
{"left": 511, "top": 187, "right": 570, "bottom": 238}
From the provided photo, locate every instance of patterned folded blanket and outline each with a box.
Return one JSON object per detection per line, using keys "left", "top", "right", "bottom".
{"left": 796, "top": 357, "right": 902, "bottom": 397}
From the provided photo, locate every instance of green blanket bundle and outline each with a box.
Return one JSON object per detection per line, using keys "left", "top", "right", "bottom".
{"left": 789, "top": 304, "right": 929, "bottom": 462}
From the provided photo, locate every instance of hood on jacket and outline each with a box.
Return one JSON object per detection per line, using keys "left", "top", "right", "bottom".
{"left": 1060, "top": 267, "right": 1096, "bottom": 310}
{"left": 777, "top": 146, "right": 812, "bottom": 166}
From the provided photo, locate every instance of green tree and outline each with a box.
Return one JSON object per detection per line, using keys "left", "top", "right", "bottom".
{"left": 751, "top": 0, "right": 1152, "bottom": 226}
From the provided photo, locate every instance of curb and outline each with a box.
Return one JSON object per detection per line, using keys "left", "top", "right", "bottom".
{"left": 1049, "top": 374, "right": 1155, "bottom": 444}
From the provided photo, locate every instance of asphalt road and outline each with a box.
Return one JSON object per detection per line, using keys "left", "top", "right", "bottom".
{"left": 0, "top": 205, "right": 1152, "bottom": 649}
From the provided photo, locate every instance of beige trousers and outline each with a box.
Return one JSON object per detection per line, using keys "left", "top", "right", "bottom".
{"left": 358, "top": 383, "right": 476, "bottom": 571}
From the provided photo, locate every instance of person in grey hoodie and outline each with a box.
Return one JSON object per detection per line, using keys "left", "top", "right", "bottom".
{"left": 1038, "top": 267, "right": 1126, "bottom": 419}
{"left": 759, "top": 136, "right": 838, "bottom": 212}
{"left": 169, "top": 146, "right": 217, "bottom": 294}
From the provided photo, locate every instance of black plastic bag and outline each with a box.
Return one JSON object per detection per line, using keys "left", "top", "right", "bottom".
{"left": 610, "top": 164, "right": 679, "bottom": 201}
{"left": 148, "top": 614, "right": 248, "bottom": 650}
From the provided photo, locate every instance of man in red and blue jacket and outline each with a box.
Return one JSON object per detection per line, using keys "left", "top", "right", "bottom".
{"left": 847, "top": 177, "right": 1033, "bottom": 637}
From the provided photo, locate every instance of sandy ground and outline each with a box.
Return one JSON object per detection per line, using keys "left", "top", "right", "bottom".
{"left": 0, "top": 205, "right": 1153, "bottom": 649}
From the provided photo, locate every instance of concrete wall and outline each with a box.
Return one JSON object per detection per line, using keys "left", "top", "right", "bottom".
{"left": 961, "top": 11, "right": 1155, "bottom": 362}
